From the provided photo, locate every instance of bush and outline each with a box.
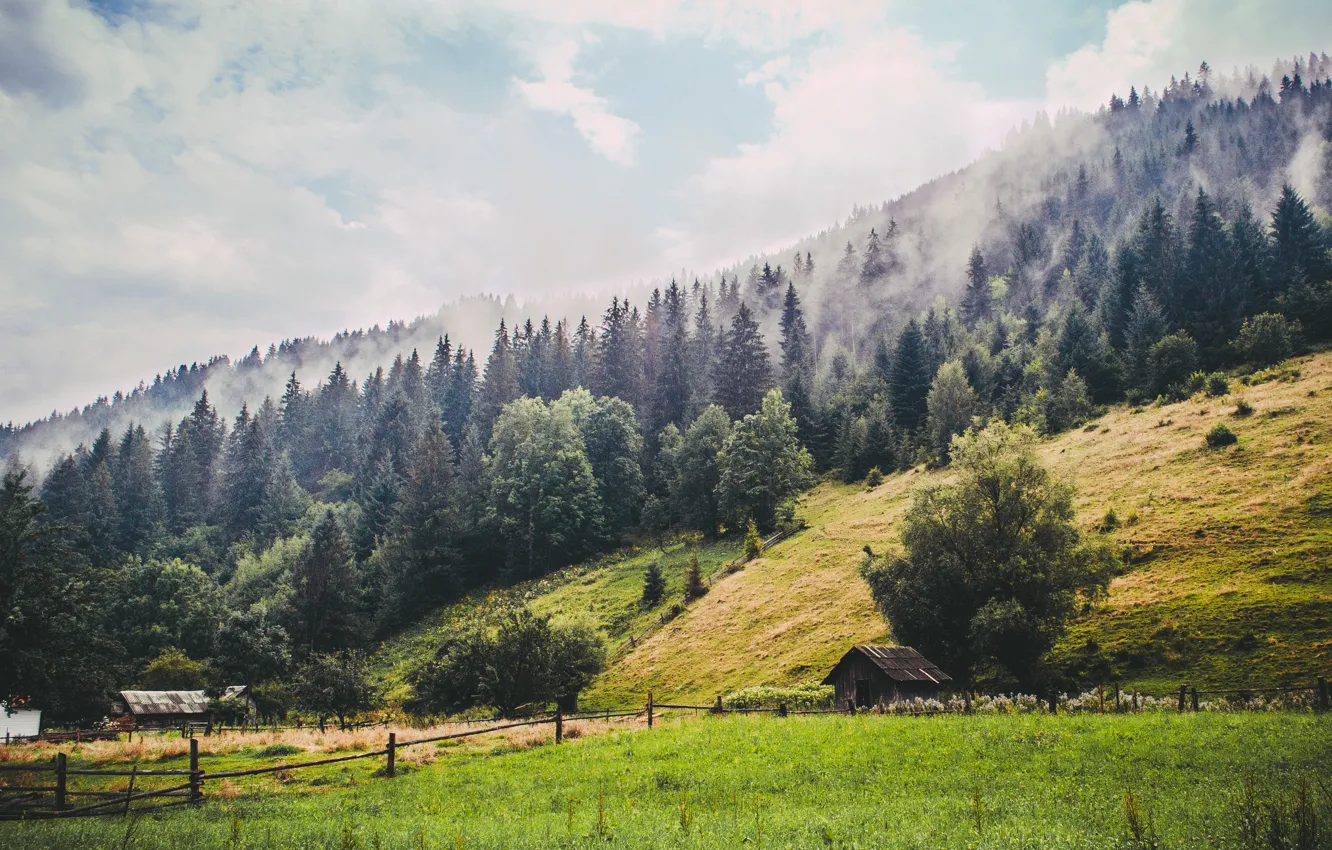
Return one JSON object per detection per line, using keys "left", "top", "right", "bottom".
{"left": 1099, "top": 510, "right": 1118, "bottom": 533}
{"left": 721, "top": 684, "right": 835, "bottom": 710}
{"left": 408, "top": 605, "right": 605, "bottom": 716}
{"left": 743, "top": 518, "right": 763, "bottom": 561}
{"left": 1234, "top": 313, "right": 1299, "bottom": 367}
{"left": 864, "top": 467, "right": 884, "bottom": 489}
{"left": 1205, "top": 423, "right": 1238, "bottom": 448}
{"left": 1148, "top": 333, "right": 1199, "bottom": 400}
{"left": 1233, "top": 398, "right": 1254, "bottom": 417}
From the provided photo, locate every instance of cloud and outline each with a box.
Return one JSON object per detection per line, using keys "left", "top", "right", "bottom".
{"left": 1046, "top": 0, "right": 1332, "bottom": 111}
{"left": 660, "top": 27, "right": 1037, "bottom": 267}
{"left": 515, "top": 38, "right": 641, "bottom": 165}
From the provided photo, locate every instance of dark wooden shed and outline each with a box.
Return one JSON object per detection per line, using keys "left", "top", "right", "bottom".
{"left": 821, "top": 645, "right": 952, "bottom": 708}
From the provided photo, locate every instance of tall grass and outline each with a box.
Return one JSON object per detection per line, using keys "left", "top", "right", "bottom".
{"left": 4, "top": 712, "right": 1328, "bottom": 849}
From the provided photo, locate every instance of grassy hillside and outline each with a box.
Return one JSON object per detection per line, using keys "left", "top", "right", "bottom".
{"left": 7, "top": 713, "right": 1329, "bottom": 849}
{"left": 384, "top": 351, "right": 1332, "bottom": 706}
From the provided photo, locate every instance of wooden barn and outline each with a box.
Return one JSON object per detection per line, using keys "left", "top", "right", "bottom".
{"left": 822, "top": 645, "right": 952, "bottom": 708}
{"left": 112, "top": 686, "right": 255, "bottom": 728}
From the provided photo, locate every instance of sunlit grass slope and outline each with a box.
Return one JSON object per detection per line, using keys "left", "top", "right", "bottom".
{"left": 381, "top": 351, "right": 1332, "bottom": 705}
{"left": 5, "top": 713, "right": 1328, "bottom": 850}
{"left": 375, "top": 539, "right": 741, "bottom": 703}
{"left": 593, "top": 351, "right": 1332, "bottom": 702}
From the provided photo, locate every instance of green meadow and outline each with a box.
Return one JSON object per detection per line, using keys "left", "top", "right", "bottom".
{"left": 4, "top": 712, "right": 1329, "bottom": 849}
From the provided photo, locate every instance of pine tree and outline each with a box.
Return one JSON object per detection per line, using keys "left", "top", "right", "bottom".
{"left": 220, "top": 404, "right": 270, "bottom": 542}
{"left": 1123, "top": 285, "right": 1168, "bottom": 395}
{"left": 889, "top": 320, "right": 932, "bottom": 433}
{"left": 778, "top": 282, "right": 812, "bottom": 383}
{"left": 376, "top": 423, "right": 462, "bottom": 629}
{"left": 443, "top": 347, "right": 477, "bottom": 449}
{"left": 962, "top": 246, "right": 990, "bottom": 326}
{"left": 315, "top": 362, "right": 360, "bottom": 478}
{"left": 1182, "top": 188, "right": 1244, "bottom": 358}
{"left": 651, "top": 280, "right": 690, "bottom": 434}
{"left": 115, "top": 424, "right": 162, "bottom": 557}
{"left": 425, "top": 335, "right": 453, "bottom": 413}
{"left": 689, "top": 288, "right": 717, "bottom": 413}
{"left": 291, "top": 510, "right": 361, "bottom": 653}
{"left": 1271, "top": 184, "right": 1330, "bottom": 293}
{"left": 477, "top": 320, "right": 520, "bottom": 438}
{"left": 593, "top": 297, "right": 645, "bottom": 408}
{"left": 571, "top": 316, "right": 594, "bottom": 389}
{"left": 713, "top": 303, "right": 771, "bottom": 419}
{"left": 860, "top": 229, "right": 887, "bottom": 283}
{"left": 641, "top": 561, "right": 666, "bottom": 607}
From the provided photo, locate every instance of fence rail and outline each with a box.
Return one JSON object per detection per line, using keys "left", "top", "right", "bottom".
{"left": 3, "top": 676, "right": 1327, "bottom": 821}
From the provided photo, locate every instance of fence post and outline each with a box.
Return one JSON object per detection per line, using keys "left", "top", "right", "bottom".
{"left": 55, "top": 752, "right": 67, "bottom": 811}
{"left": 188, "top": 738, "right": 201, "bottom": 803}
{"left": 1318, "top": 678, "right": 1328, "bottom": 712}
{"left": 1132, "top": 690, "right": 1139, "bottom": 712}
{"left": 123, "top": 765, "right": 138, "bottom": 816}
{"left": 1191, "top": 687, "right": 1200, "bottom": 712}
{"left": 714, "top": 696, "right": 723, "bottom": 715}
{"left": 778, "top": 702, "right": 787, "bottom": 718}
{"left": 1047, "top": 692, "right": 1057, "bottom": 714}
{"left": 386, "top": 732, "right": 396, "bottom": 778}
{"left": 555, "top": 711, "right": 563, "bottom": 745}
{"left": 1098, "top": 683, "right": 1104, "bottom": 713}
{"left": 1178, "top": 685, "right": 1187, "bottom": 712}
{"left": 647, "top": 693, "right": 654, "bottom": 729}
{"left": 1113, "top": 682, "right": 1120, "bottom": 713}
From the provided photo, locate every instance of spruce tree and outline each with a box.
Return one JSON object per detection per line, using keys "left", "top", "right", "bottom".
{"left": 1271, "top": 184, "right": 1330, "bottom": 293}
{"left": 778, "top": 282, "right": 812, "bottom": 383}
{"left": 713, "top": 302, "right": 771, "bottom": 419}
{"left": 961, "top": 246, "right": 990, "bottom": 326}
{"left": 291, "top": 510, "right": 361, "bottom": 653}
{"left": 860, "top": 229, "right": 887, "bottom": 283}
{"left": 443, "top": 347, "right": 476, "bottom": 448}
{"left": 889, "top": 320, "right": 932, "bottom": 433}
{"left": 477, "top": 320, "right": 520, "bottom": 438}
{"left": 641, "top": 561, "right": 666, "bottom": 607}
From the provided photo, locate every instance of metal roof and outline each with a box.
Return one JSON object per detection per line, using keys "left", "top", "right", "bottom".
{"left": 118, "top": 687, "right": 249, "bottom": 716}
{"left": 823, "top": 645, "right": 953, "bottom": 684}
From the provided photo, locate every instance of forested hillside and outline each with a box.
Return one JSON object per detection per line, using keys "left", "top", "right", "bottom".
{"left": 3, "top": 54, "right": 1331, "bottom": 722}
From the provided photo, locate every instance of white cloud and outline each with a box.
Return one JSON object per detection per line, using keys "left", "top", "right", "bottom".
{"left": 1046, "top": 0, "right": 1332, "bottom": 111}
{"left": 514, "top": 38, "right": 641, "bottom": 165}
{"left": 660, "top": 27, "right": 1036, "bottom": 267}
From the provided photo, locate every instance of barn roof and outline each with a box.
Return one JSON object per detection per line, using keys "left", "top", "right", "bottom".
{"left": 823, "top": 645, "right": 953, "bottom": 684}
{"left": 118, "top": 687, "right": 249, "bottom": 716}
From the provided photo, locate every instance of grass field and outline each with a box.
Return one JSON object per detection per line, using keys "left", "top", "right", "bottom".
{"left": 3, "top": 712, "right": 1329, "bottom": 849}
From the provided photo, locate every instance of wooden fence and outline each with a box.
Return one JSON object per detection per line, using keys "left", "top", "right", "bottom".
{"left": 0, "top": 710, "right": 644, "bottom": 821}
{"left": 3, "top": 680, "right": 1327, "bottom": 821}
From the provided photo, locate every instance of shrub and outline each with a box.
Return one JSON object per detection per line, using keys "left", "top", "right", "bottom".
{"left": 864, "top": 467, "right": 884, "bottom": 488}
{"left": 1148, "top": 333, "right": 1199, "bottom": 400}
{"left": 1099, "top": 510, "right": 1118, "bottom": 533}
{"left": 1202, "top": 372, "right": 1229, "bottom": 397}
{"left": 1233, "top": 313, "right": 1299, "bottom": 367}
{"left": 407, "top": 605, "right": 604, "bottom": 716}
{"left": 1205, "top": 423, "right": 1238, "bottom": 448}
{"left": 721, "top": 684, "right": 834, "bottom": 710}
{"left": 743, "top": 519, "right": 763, "bottom": 561}
{"left": 1233, "top": 398, "right": 1254, "bottom": 417}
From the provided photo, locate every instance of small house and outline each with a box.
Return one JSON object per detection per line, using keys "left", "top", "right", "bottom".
{"left": 113, "top": 686, "right": 255, "bottom": 728}
{"left": 822, "top": 645, "right": 952, "bottom": 708}
{"left": 2, "top": 703, "right": 41, "bottom": 743}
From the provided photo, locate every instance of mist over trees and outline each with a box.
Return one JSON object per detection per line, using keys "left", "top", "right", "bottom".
{"left": 3, "top": 53, "right": 1331, "bottom": 720}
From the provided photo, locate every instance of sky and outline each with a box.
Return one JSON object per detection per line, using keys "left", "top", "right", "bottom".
{"left": 2, "top": 0, "right": 1328, "bottom": 424}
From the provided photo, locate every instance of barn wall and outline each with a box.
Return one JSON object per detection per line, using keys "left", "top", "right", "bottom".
{"left": 828, "top": 652, "right": 945, "bottom": 708}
